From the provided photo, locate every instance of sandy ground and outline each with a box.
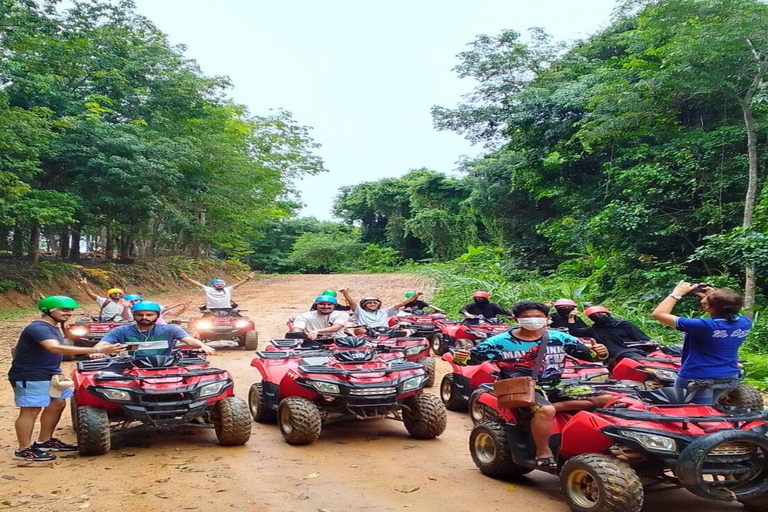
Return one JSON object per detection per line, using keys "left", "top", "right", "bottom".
{"left": 0, "top": 274, "right": 743, "bottom": 512}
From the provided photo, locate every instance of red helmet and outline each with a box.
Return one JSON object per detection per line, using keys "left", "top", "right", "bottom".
{"left": 554, "top": 299, "right": 577, "bottom": 308}
{"left": 584, "top": 305, "right": 611, "bottom": 317}
{"left": 472, "top": 291, "right": 490, "bottom": 299}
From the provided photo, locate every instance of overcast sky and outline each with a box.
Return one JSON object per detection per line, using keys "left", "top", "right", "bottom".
{"left": 133, "top": 0, "right": 617, "bottom": 220}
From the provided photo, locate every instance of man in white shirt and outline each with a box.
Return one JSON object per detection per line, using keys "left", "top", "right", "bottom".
{"left": 180, "top": 272, "right": 255, "bottom": 311}
{"left": 78, "top": 278, "right": 131, "bottom": 321}
{"left": 292, "top": 296, "right": 350, "bottom": 340}
{"left": 340, "top": 289, "right": 421, "bottom": 328}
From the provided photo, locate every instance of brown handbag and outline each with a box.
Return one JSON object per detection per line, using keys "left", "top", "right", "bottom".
{"left": 493, "top": 330, "right": 550, "bottom": 408}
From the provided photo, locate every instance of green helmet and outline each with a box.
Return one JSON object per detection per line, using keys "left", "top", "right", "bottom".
{"left": 404, "top": 291, "right": 416, "bottom": 298}
{"left": 321, "top": 289, "right": 338, "bottom": 298}
{"left": 38, "top": 295, "right": 78, "bottom": 313}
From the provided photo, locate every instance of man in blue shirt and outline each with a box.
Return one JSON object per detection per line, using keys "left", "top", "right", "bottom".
{"left": 95, "top": 301, "right": 215, "bottom": 357}
{"left": 651, "top": 281, "right": 750, "bottom": 404}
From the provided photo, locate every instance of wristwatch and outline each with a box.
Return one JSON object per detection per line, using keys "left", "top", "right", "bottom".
{"left": 668, "top": 293, "right": 682, "bottom": 300}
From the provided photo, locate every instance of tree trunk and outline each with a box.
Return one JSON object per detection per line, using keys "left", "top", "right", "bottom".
{"left": 105, "top": 226, "right": 113, "bottom": 261}
{"left": 69, "top": 224, "right": 81, "bottom": 261}
{"left": 12, "top": 225, "right": 24, "bottom": 258}
{"left": 27, "top": 223, "right": 40, "bottom": 266}
{"left": 119, "top": 234, "right": 132, "bottom": 261}
{"left": 740, "top": 102, "right": 759, "bottom": 314}
{"left": 60, "top": 228, "right": 70, "bottom": 259}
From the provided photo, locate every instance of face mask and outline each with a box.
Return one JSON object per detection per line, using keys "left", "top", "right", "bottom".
{"left": 591, "top": 314, "right": 610, "bottom": 325}
{"left": 517, "top": 317, "right": 549, "bottom": 330}
{"left": 474, "top": 298, "right": 489, "bottom": 305}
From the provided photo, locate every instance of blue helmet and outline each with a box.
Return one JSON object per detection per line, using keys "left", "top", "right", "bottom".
{"left": 210, "top": 278, "right": 226, "bottom": 286}
{"left": 314, "top": 295, "right": 337, "bottom": 305}
{"left": 124, "top": 294, "right": 142, "bottom": 302}
{"left": 131, "top": 300, "right": 162, "bottom": 313}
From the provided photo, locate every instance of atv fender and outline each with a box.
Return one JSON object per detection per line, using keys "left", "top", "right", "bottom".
{"left": 260, "top": 380, "right": 280, "bottom": 411}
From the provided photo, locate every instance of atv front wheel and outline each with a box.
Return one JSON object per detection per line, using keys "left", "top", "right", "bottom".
{"left": 440, "top": 373, "right": 466, "bottom": 411}
{"left": 403, "top": 393, "right": 447, "bottom": 439}
{"left": 560, "top": 454, "right": 643, "bottom": 512}
{"left": 417, "top": 356, "right": 436, "bottom": 387}
{"left": 241, "top": 330, "right": 259, "bottom": 351}
{"left": 248, "top": 382, "right": 276, "bottom": 423}
{"left": 76, "top": 406, "right": 111, "bottom": 456}
{"left": 469, "top": 388, "right": 499, "bottom": 425}
{"left": 469, "top": 419, "right": 533, "bottom": 477}
{"left": 430, "top": 333, "right": 448, "bottom": 356}
{"left": 214, "top": 397, "right": 252, "bottom": 446}
{"left": 278, "top": 397, "right": 321, "bottom": 445}
{"left": 718, "top": 383, "right": 764, "bottom": 409}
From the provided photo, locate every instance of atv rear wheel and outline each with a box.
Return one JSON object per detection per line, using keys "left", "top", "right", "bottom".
{"left": 430, "top": 333, "right": 448, "bottom": 356}
{"left": 469, "top": 419, "right": 533, "bottom": 477}
{"left": 403, "top": 393, "right": 447, "bottom": 439}
{"left": 417, "top": 357, "right": 436, "bottom": 387}
{"left": 440, "top": 373, "right": 466, "bottom": 411}
{"left": 278, "top": 397, "right": 321, "bottom": 445}
{"left": 469, "top": 388, "right": 499, "bottom": 425}
{"left": 718, "top": 383, "right": 764, "bottom": 409}
{"left": 560, "top": 454, "right": 643, "bottom": 512}
{"left": 248, "top": 382, "right": 276, "bottom": 423}
{"left": 241, "top": 330, "right": 259, "bottom": 350}
{"left": 214, "top": 397, "right": 252, "bottom": 446}
{"left": 76, "top": 406, "right": 111, "bottom": 456}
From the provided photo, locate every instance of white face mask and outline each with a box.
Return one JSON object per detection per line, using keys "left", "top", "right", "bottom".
{"left": 517, "top": 317, "right": 549, "bottom": 331}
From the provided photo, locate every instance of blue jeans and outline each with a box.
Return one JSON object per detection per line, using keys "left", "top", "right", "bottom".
{"left": 674, "top": 376, "right": 739, "bottom": 405}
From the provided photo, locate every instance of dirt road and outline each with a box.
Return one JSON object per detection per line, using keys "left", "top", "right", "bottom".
{"left": 0, "top": 274, "right": 741, "bottom": 512}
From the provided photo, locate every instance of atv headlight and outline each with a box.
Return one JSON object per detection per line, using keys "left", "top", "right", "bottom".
{"left": 404, "top": 346, "right": 424, "bottom": 357}
{"left": 195, "top": 320, "right": 213, "bottom": 330}
{"left": 402, "top": 376, "right": 425, "bottom": 392}
{"left": 643, "top": 367, "right": 678, "bottom": 382}
{"left": 619, "top": 430, "right": 677, "bottom": 453}
{"left": 199, "top": 381, "right": 227, "bottom": 398}
{"left": 101, "top": 389, "right": 131, "bottom": 402}
{"left": 69, "top": 326, "right": 88, "bottom": 337}
{"left": 311, "top": 382, "right": 340, "bottom": 394}
{"left": 235, "top": 320, "right": 250, "bottom": 328}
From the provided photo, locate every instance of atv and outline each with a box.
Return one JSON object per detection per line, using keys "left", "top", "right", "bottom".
{"left": 362, "top": 327, "right": 435, "bottom": 387}
{"left": 468, "top": 389, "right": 768, "bottom": 512}
{"left": 70, "top": 350, "right": 251, "bottom": 455}
{"left": 388, "top": 309, "right": 447, "bottom": 339}
{"left": 610, "top": 341, "right": 764, "bottom": 409}
{"left": 248, "top": 339, "right": 447, "bottom": 445}
{"left": 430, "top": 316, "right": 509, "bottom": 356}
{"left": 187, "top": 308, "right": 258, "bottom": 350}
{"left": 65, "top": 316, "right": 134, "bottom": 347}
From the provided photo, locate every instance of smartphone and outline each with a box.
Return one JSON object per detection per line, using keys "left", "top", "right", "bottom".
{"left": 125, "top": 343, "right": 140, "bottom": 352}
{"left": 693, "top": 283, "right": 709, "bottom": 294}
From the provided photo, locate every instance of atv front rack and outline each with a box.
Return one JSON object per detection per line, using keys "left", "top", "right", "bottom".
{"left": 299, "top": 360, "right": 423, "bottom": 375}
{"left": 77, "top": 353, "right": 209, "bottom": 372}
{"left": 255, "top": 350, "right": 329, "bottom": 360}
{"left": 94, "top": 368, "right": 226, "bottom": 381}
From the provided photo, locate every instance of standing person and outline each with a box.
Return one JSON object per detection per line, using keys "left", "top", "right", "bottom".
{"left": 459, "top": 291, "right": 511, "bottom": 320}
{"left": 402, "top": 291, "right": 444, "bottom": 313}
{"left": 651, "top": 281, "right": 750, "bottom": 404}
{"left": 94, "top": 301, "right": 215, "bottom": 357}
{"left": 548, "top": 299, "right": 587, "bottom": 331}
{"left": 339, "top": 289, "right": 419, "bottom": 328}
{"left": 78, "top": 278, "right": 131, "bottom": 321}
{"left": 179, "top": 272, "right": 255, "bottom": 311}
{"left": 9, "top": 296, "right": 125, "bottom": 461}
{"left": 291, "top": 295, "right": 350, "bottom": 339}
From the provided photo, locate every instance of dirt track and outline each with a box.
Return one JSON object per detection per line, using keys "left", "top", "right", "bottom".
{"left": 0, "top": 274, "right": 741, "bottom": 512}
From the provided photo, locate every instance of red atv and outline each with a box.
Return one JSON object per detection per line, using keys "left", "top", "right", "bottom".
{"left": 187, "top": 308, "right": 258, "bottom": 350}
{"left": 439, "top": 352, "right": 610, "bottom": 423}
{"left": 610, "top": 341, "right": 764, "bottom": 409}
{"left": 388, "top": 310, "right": 447, "bottom": 339}
{"left": 248, "top": 338, "right": 447, "bottom": 445}
{"left": 70, "top": 351, "right": 251, "bottom": 455}
{"left": 430, "top": 316, "right": 510, "bottom": 355}
{"left": 469, "top": 391, "right": 768, "bottom": 512}
{"left": 362, "top": 327, "right": 435, "bottom": 387}
{"left": 65, "top": 316, "right": 133, "bottom": 347}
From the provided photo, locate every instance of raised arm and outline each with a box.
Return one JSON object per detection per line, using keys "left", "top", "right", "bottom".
{"left": 394, "top": 292, "right": 422, "bottom": 310}
{"left": 161, "top": 300, "right": 192, "bottom": 318}
{"left": 340, "top": 288, "right": 355, "bottom": 308}
{"left": 231, "top": 272, "right": 255, "bottom": 290}
{"left": 78, "top": 277, "right": 99, "bottom": 301}
{"left": 179, "top": 273, "right": 205, "bottom": 289}
{"left": 426, "top": 303, "right": 445, "bottom": 313}
{"left": 651, "top": 280, "right": 699, "bottom": 327}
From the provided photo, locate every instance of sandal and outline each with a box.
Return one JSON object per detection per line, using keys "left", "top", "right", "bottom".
{"left": 534, "top": 456, "right": 556, "bottom": 469}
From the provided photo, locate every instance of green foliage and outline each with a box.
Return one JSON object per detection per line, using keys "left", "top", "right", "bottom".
{"left": 355, "top": 244, "right": 403, "bottom": 272}
{"left": 287, "top": 231, "right": 365, "bottom": 273}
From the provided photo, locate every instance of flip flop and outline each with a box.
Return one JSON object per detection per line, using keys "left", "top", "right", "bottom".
{"left": 535, "top": 456, "right": 556, "bottom": 469}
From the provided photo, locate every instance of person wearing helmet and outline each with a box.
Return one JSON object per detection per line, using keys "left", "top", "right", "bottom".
{"left": 8, "top": 296, "right": 126, "bottom": 461}
{"left": 309, "top": 289, "right": 352, "bottom": 311}
{"left": 94, "top": 301, "right": 215, "bottom": 358}
{"left": 291, "top": 295, "right": 350, "bottom": 340}
{"left": 568, "top": 305, "right": 653, "bottom": 363}
{"left": 402, "top": 291, "right": 444, "bottom": 313}
{"left": 459, "top": 291, "right": 511, "bottom": 320}
{"left": 179, "top": 272, "right": 255, "bottom": 312}
{"left": 549, "top": 299, "right": 587, "bottom": 331}
{"left": 453, "top": 301, "right": 611, "bottom": 469}
{"left": 124, "top": 294, "right": 143, "bottom": 306}
{"left": 77, "top": 277, "right": 131, "bottom": 321}
{"left": 339, "top": 288, "right": 419, "bottom": 328}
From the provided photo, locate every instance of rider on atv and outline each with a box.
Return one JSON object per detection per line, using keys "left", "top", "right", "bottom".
{"left": 179, "top": 272, "right": 254, "bottom": 315}
{"left": 651, "top": 281, "right": 751, "bottom": 404}
{"left": 453, "top": 301, "right": 613, "bottom": 469}
{"left": 93, "top": 301, "right": 215, "bottom": 357}
{"left": 568, "top": 305, "right": 653, "bottom": 364}
{"left": 401, "top": 291, "right": 444, "bottom": 313}
{"left": 309, "top": 289, "right": 352, "bottom": 311}
{"left": 548, "top": 299, "right": 588, "bottom": 331}
{"left": 459, "top": 291, "right": 511, "bottom": 321}
{"left": 78, "top": 278, "right": 131, "bottom": 321}
{"left": 291, "top": 295, "right": 350, "bottom": 340}
{"left": 340, "top": 289, "right": 419, "bottom": 328}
